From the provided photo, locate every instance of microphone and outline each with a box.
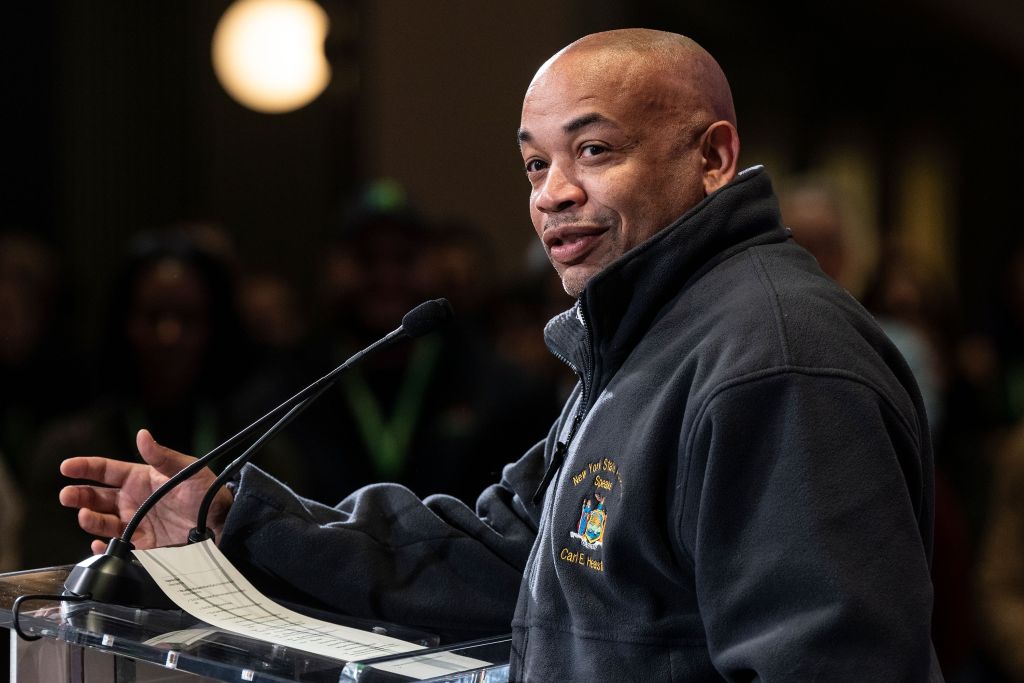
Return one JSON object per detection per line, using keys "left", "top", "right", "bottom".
{"left": 400, "top": 298, "right": 454, "bottom": 338}
{"left": 187, "top": 297, "right": 454, "bottom": 541}
{"left": 59, "top": 299, "right": 454, "bottom": 610}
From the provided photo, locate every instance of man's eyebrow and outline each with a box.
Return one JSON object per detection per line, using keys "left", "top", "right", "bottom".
{"left": 564, "top": 112, "right": 611, "bottom": 134}
{"left": 516, "top": 113, "right": 615, "bottom": 149}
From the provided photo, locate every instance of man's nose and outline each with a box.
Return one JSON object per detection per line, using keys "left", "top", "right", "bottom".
{"left": 536, "top": 164, "right": 585, "bottom": 213}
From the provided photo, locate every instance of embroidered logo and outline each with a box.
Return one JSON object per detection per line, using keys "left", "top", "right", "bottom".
{"left": 560, "top": 457, "right": 622, "bottom": 572}
{"left": 570, "top": 491, "right": 607, "bottom": 549}
{"left": 563, "top": 456, "right": 622, "bottom": 566}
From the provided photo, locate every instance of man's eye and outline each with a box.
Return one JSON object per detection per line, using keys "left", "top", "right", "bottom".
{"left": 525, "top": 159, "right": 547, "bottom": 173}
{"left": 580, "top": 144, "right": 607, "bottom": 157}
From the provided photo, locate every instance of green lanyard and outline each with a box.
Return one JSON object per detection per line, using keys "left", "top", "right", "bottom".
{"left": 341, "top": 336, "right": 441, "bottom": 479}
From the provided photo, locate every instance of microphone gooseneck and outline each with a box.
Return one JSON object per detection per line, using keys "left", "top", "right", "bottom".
{"left": 56, "top": 299, "right": 453, "bottom": 612}
{"left": 189, "top": 297, "right": 454, "bottom": 540}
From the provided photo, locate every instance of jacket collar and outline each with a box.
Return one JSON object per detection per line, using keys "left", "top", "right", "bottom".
{"left": 544, "top": 166, "right": 790, "bottom": 398}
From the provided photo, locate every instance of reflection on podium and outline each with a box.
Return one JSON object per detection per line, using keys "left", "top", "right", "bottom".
{"left": 0, "top": 566, "right": 510, "bottom": 682}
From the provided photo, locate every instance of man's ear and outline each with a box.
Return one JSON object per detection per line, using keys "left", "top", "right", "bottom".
{"left": 700, "top": 121, "right": 740, "bottom": 195}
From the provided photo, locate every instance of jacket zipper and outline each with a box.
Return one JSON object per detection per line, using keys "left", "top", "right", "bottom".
{"left": 531, "top": 305, "right": 592, "bottom": 505}
{"left": 518, "top": 305, "right": 593, "bottom": 672}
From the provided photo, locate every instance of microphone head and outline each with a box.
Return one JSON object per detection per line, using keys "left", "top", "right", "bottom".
{"left": 401, "top": 298, "right": 454, "bottom": 338}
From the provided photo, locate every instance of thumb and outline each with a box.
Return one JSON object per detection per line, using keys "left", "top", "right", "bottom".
{"left": 136, "top": 429, "right": 193, "bottom": 478}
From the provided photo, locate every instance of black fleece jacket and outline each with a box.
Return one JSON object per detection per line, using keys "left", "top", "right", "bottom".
{"left": 219, "top": 167, "right": 942, "bottom": 681}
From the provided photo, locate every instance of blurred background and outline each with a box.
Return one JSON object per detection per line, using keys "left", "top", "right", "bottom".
{"left": 3, "top": 0, "right": 1024, "bottom": 679}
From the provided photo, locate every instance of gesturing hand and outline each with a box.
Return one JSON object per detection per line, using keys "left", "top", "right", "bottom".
{"left": 59, "top": 429, "right": 233, "bottom": 554}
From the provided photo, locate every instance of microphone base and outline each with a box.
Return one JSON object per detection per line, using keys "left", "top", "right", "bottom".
{"left": 63, "top": 538, "right": 175, "bottom": 610}
{"left": 187, "top": 527, "right": 215, "bottom": 544}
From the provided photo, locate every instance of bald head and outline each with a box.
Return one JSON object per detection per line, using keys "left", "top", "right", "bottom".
{"left": 548, "top": 29, "right": 736, "bottom": 128}
{"left": 518, "top": 29, "right": 741, "bottom": 297}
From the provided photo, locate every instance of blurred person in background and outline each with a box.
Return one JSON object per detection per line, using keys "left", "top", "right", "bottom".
{"left": 779, "top": 181, "right": 853, "bottom": 289}
{"left": 424, "top": 221, "right": 574, "bottom": 404}
{"left": 421, "top": 221, "right": 497, "bottom": 333}
{"left": 28, "top": 230, "right": 306, "bottom": 565}
{"left": 0, "top": 232, "right": 82, "bottom": 577}
{"left": 0, "top": 232, "right": 84, "bottom": 480}
{"left": 962, "top": 243, "right": 1024, "bottom": 682}
{"left": 977, "top": 424, "right": 1024, "bottom": 682}
{"left": 239, "top": 270, "right": 309, "bottom": 362}
{"left": 861, "top": 241, "right": 953, "bottom": 438}
{"left": 985, "top": 244, "right": 1024, "bottom": 426}
{"left": 289, "top": 182, "right": 559, "bottom": 505}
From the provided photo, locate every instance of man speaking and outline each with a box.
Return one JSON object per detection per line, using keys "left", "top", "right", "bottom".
{"left": 60, "top": 29, "right": 942, "bottom": 681}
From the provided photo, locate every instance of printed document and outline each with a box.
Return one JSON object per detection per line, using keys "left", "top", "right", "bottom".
{"left": 134, "top": 540, "right": 486, "bottom": 678}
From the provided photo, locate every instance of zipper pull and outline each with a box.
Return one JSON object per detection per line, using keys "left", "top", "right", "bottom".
{"left": 532, "top": 441, "right": 567, "bottom": 506}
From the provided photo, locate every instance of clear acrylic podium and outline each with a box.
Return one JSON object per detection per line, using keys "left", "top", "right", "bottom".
{"left": 0, "top": 566, "right": 510, "bottom": 682}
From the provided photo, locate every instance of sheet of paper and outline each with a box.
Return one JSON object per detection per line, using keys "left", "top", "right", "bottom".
{"left": 144, "top": 626, "right": 221, "bottom": 648}
{"left": 366, "top": 650, "right": 499, "bottom": 679}
{"left": 133, "top": 540, "right": 487, "bottom": 678}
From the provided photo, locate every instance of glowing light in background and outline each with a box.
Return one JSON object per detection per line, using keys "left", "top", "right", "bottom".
{"left": 212, "top": 0, "right": 331, "bottom": 114}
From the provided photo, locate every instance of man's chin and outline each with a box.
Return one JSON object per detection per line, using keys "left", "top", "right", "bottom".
{"left": 558, "top": 264, "right": 601, "bottom": 298}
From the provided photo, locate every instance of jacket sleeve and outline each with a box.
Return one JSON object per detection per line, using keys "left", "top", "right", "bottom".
{"left": 684, "top": 370, "right": 941, "bottom": 680}
{"left": 217, "top": 422, "right": 557, "bottom": 641}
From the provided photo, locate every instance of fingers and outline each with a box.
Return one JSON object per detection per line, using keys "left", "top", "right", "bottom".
{"left": 77, "top": 508, "right": 126, "bottom": 539}
{"left": 59, "top": 485, "right": 120, "bottom": 514}
{"left": 60, "top": 457, "right": 135, "bottom": 486}
{"left": 136, "top": 429, "right": 195, "bottom": 477}
{"left": 90, "top": 539, "right": 107, "bottom": 555}
{"left": 61, "top": 430, "right": 196, "bottom": 486}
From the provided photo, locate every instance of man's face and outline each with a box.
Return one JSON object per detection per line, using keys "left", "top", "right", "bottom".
{"left": 518, "top": 50, "right": 708, "bottom": 297}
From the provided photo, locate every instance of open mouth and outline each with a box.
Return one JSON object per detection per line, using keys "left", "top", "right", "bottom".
{"left": 545, "top": 228, "right": 608, "bottom": 265}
